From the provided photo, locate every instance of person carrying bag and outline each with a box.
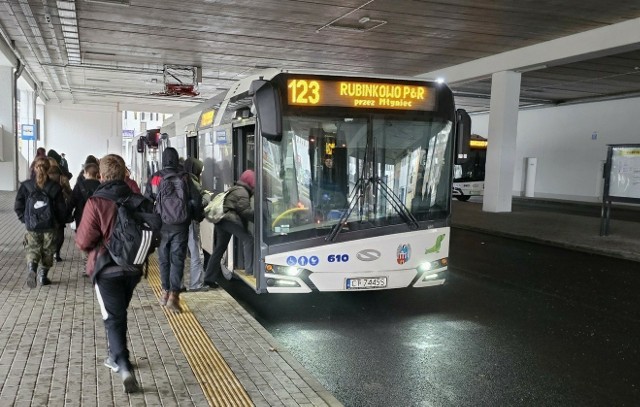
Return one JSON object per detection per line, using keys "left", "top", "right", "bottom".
{"left": 203, "top": 170, "right": 255, "bottom": 287}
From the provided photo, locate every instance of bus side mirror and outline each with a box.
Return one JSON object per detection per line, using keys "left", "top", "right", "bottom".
{"left": 136, "top": 136, "right": 145, "bottom": 153}
{"left": 249, "top": 80, "right": 282, "bottom": 141}
{"left": 455, "top": 109, "right": 471, "bottom": 165}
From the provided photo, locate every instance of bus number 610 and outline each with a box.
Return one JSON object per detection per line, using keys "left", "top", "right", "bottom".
{"left": 327, "top": 254, "right": 349, "bottom": 263}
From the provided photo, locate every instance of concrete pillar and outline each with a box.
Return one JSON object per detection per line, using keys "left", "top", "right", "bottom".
{"left": 483, "top": 70, "right": 521, "bottom": 212}
{"left": 0, "top": 65, "right": 17, "bottom": 191}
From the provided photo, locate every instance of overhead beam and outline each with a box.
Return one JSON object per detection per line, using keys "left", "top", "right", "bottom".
{"left": 417, "top": 17, "right": 640, "bottom": 84}
{"left": 0, "top": 31, "right": 18, "bottom": 67}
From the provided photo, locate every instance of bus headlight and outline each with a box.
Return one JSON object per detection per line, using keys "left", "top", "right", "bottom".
{"left": 418, "top": 258, "right": 448, "bottom": 272}
{"left": 266, "top": 264, "right": 304, "bottom": 277}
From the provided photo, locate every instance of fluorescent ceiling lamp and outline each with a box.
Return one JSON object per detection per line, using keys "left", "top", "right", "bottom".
{"left": 58, "top": 10, "right": 77, "bottom": 19}
{"left": 59, "top": 17, "right": 76, "bottom": 26}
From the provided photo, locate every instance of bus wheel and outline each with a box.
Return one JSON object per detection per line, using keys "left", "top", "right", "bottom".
{"left": 456, "top": 195, "right": 471, "bottom": 202}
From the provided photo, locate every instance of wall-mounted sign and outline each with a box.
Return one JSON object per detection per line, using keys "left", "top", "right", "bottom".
{"left": 122, "top": 129, "right": 135, "bottom": 138}
{"left": 215, "top": 130, "right": 227, "bottom": 144}
{"left": 21, "top": 124, "right": 36, "bottom": 141}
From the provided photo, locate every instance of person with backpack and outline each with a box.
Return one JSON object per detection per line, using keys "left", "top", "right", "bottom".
{"left": 69, "top": 163, "right": 101, "bottom": 271}
{"left": 144, "top": 147, "right": 203, "bottom": 313}
{"left": 203, "top": 170, "right": 255, "bottom": 287}
{"left": 14, "top": 157, "right": 67, "bottom": 288}
{"left": 69, "top": 163, "right": 101, "bottom": 228}
{"left": 75, "top": 154, "right": 159, "bottom": 394}
{"left": 29, "top": 147, "right": 47, "bottom": 179}
{"left": 47, "top": 164, "right": 73, "bottom": 262}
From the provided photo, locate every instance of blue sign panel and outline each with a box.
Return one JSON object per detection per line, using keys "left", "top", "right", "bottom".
{"left": 215, "top": 130, "right": 227, "bottom": 144}
{"left": 21, "top": 124, "right": 36, "bottom": 141}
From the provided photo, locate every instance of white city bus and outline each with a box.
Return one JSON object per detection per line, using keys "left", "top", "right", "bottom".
{"left": 182, "top": 69, "right": 470, "bottom": 293}
{"left": 453, "top": 134, "right": 487, "bottom": 201}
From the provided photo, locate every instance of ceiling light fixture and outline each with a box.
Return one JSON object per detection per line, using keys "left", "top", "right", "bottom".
{"left": 316, "top": 0, "right": 387, "bottom": 33}
{"left": 56, "top": 0, "right": 82, "bottom": 65}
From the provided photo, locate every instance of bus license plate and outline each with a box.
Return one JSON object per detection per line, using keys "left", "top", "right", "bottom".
{"left": 346, "top": 277, "right": 387, "bottom": 289}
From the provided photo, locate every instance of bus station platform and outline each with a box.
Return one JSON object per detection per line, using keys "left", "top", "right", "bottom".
{"left": 0, "top": 191, "right": 638, "bottom": 407}
{"left": 451, "top": 197, "right": 640, "bottom": 263}
{"left": 0, "top": 190, "right": 341, "bottom": 407}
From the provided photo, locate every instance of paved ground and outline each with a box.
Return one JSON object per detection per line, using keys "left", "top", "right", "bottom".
{"left": 0, "top": 191, "right": 341, "bottom": 407}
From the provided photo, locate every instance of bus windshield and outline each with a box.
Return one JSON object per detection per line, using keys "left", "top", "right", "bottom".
{"left": 263, "top": 113, "right": 452, "bottom": 241}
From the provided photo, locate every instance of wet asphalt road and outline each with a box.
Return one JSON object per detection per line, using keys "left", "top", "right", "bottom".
{"left": 222, "top": 229, "right": 640, "bottom": 407}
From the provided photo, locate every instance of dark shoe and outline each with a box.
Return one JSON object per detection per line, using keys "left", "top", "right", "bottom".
{"left": 179, "top": 286, "right": 187, "bottom": 293}
{"left": 166, "top": 291, "right": 182, "bottom": 313}
{"left": 120, "top": 369, "right": 139, "bottom": 393}
{"left": 159, "top": 290, "right": 169, "bottom": 306}
{"left": 206, "top": 282, "right": 219, "bottom": 289}
{"left": 38, "top": 268, "right": 51, "bottom": 286}
{"left": 104, "top": 356, "right": 119, "bottom": 372}
{"left": 55, "top": 255, "right": 63, "bottom": 262}
{"left": 26, "top": 262, "right": 37, "bottom": 289}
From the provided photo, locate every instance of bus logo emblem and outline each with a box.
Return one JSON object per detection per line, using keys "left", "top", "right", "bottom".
{"left": 356, "top": 249, "right": 381, "bottom": 262}
{"left": 397, "top": 244, "right": 411, "bottom": 265}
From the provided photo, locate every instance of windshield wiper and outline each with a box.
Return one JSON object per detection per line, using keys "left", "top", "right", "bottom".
{"left": 372, "top": 176, "right": 420, "bottom": 229}
{"left": 326, "top": 126, "right": 422, "bottom": 242}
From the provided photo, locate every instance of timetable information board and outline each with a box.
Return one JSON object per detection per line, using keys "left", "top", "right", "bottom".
{"left": 607, "top": 146, "right": 640, "bottom": 199}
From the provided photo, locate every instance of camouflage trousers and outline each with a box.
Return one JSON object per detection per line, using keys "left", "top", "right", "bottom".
{"left": 24, "top": 231, "right": 56, "bottom": 268}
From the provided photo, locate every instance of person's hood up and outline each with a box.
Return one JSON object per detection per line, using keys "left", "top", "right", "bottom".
{"left": 184, "top": 157, "right": 203, "bottom": 177}
{"left": 237, "top": 169, "right": 255, "bottom": 191}
{"left": 162, "top": 147, "right": 180, "bottom": 169}
{"left": 47, "top": 149, "right": 62, "bottom": 165}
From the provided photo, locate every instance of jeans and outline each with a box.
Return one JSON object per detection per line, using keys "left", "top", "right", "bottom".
{"left": 204, "top": 219, "right": 253, "bottom": 284}
{"left": 187, "top": 221, "right": 204, "bottom": 289}
{"left": 95, "top": 272, "right": 141, "bottom": 370}
{"left": 158, "top": 229, "right": 189, "bottom": 292}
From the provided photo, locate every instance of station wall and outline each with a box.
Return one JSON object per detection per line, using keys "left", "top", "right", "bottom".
{"left": 470, "top": 96, "right": 640, "bottom": 202}
{"left": 44, "top": 104, "right": 122, "bottom": 186}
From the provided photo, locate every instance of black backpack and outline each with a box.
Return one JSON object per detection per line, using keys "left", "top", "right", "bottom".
{"left": 23, "top": 181, "right": 56, "bottom": 231}
{"left": 95, "top": 192, "right": 161, "bottom": 270}
{"left": 155, "top": 172, "right": 190, "bottom": 225}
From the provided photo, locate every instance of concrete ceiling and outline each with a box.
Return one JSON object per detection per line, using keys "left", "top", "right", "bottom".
{"left": 1, "top": 0, "right": 639, "bottom": 113}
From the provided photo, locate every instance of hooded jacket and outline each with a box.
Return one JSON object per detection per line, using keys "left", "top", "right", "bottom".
{"left": 223, "top": 170, "right": 255, "bottom": 228}
{"left": 144, "top": 147, "right": 203, "bottom": 230}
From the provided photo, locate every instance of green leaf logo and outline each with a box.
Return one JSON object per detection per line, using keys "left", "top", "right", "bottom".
{"left": 425, "top": 234, "right": 445, "bottom": 254}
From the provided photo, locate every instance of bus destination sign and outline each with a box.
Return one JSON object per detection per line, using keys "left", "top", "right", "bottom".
{"left": 287, "top": 79, "right": 435, "bottom": 111}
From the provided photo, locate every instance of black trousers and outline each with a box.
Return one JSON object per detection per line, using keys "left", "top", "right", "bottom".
{"left": 204, "top": 219, "right": 253, "bottom": 284}
{"left": 55, "top": 226, "right": 65, "bottom": 255}
{"left": 95, "top": 271, "right": 141, "bottom": 370}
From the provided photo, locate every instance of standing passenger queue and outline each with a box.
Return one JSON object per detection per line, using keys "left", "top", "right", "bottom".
{"left": 14, "top": 147, "right": 248, "bottom": 394}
